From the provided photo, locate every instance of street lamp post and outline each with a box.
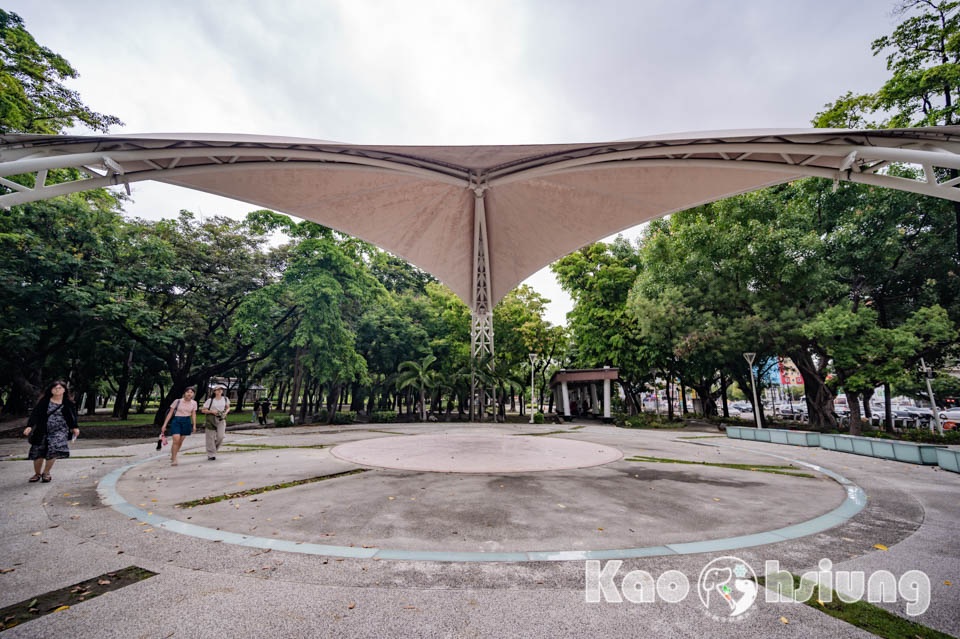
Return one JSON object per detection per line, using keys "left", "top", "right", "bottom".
{"left": 743, "top": 352, "right": 762, "bottom": 429}
{"left": 921, "top": 358, "right": 943, "bottom": 435}
{"left": 529, "top": 353, "right": 539, "bottom": 424}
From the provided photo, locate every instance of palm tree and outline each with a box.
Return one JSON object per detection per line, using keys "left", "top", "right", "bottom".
{"left": 395, "top": 354, "right": 437, "bottom": 421}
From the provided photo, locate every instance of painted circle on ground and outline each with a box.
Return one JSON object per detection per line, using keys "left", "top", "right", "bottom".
{"left": 330, "top": 433, "right": 623, "bottom": 472}
{"left": 97, "top": 442, "right": 868, "bottom": 562}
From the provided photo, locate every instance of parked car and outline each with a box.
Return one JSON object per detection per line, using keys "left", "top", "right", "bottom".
{"left": 937, "top": 408, "right": 960, "bottom": 430}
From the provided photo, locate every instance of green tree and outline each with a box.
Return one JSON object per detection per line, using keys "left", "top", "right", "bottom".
{"left": 99, "top": 212, "right": 293, "bottom": 425}
{"left": 0, "top": 197, "right": 126, "bottom": 412}
{"left": 396, "top": 354, "right": 438, "bottom": 421}
{"left": 814, "top": 0, "right": 960, "bottom": 255}
{"left": 552, "top": 238, "right": 652, "bottom": 413}
{"left": 0, "top": 10, "right": 121, "bottom": 134}
{"left": 803, "top": 303, "right": 956, "bottom": 434}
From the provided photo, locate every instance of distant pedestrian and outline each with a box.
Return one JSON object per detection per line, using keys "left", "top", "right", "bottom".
{"left": 160, "top": 387, "right": 197, "bottom": 466}
{"left": 259, "top": 398, "right": 271, "bottom": 425}
{"left": 201, "top": 385, "right": 230, "bottom": 460}
{"left": 23, "top": 381, "right": 79, "bottom": 483}
{"left": 252, "top": 398, "right": 261, "bottom": 423}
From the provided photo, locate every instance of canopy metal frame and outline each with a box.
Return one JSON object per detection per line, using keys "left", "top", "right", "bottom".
{"left": 4, "top": 129, "right": 960, "bottom": 421}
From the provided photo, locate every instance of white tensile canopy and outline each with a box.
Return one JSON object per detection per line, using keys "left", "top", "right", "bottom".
{"left": 2, "top": 126, "right": 960, "bottom": 354}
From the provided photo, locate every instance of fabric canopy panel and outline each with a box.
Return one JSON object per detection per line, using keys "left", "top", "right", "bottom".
{"left": 166, "top": 163, "right": 791, "bottom": 303}
{"left": 483, "top": 166, "right": 790, "bottom": 303}
{"left": 4, "top": 127, "right": 960, "bottom": 307}
{"left": 164, "top": 168, "right": 475, "bottom": 300}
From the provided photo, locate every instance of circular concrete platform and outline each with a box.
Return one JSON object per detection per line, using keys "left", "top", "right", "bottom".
{"left": 330, "top": 433, "right": 623, "bottom": 472}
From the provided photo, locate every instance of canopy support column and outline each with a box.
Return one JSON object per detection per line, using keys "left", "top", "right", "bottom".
{"left": 470, "top": 186, "right": 494, "bottom": 422}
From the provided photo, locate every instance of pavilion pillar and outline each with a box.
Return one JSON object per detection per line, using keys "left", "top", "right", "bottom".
{"left": 470, "top": 186, "right": 494, "bottom": 422}
{"left": 603, "top": 366, "right": 612, "bottom": 420}
{"left": 561, "top": 381, "right": 571, "bottom": 417}
{"left": 590, "top": 383, "right": 599, "bottom": 415}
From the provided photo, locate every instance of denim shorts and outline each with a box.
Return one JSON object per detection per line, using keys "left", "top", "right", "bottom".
{"left": 168, "top": 416, "right": 193, "bottom": 436}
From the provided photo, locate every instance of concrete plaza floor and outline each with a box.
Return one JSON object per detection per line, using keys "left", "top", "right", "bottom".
{"left": 0, "top": 422, "right": 957, "bottom": 638}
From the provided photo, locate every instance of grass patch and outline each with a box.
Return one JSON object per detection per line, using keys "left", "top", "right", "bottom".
{"left": 367, "top": 429, "right": 407, "bottom": 435}
{"left": 757, "top": 574, "right": 954, "bottom": 639}
{"left": 0, "top": 566, "right": 156, "bottom": 632}
{"left": 2, "top": 455, "right": 134, "bottom": 462}
{"left": 569, "top": 425, "right": 585, "bottom": 430}
{"left": 79, "top": 411, "right": 255, "bottom": 428}
{"left": 217, "top": 443, "right": 326, "bottom": 450}
{"left": 176, "top": 469, "right": 368, "bottom": 508}
{"left": 184, "top": 443, "right": 327, "bottom": 455}
{"left": 626, "top": 455, "right": 814, "bottom": 478}
{"left": 513, "top": 430, "right": 568, "bottom": 436}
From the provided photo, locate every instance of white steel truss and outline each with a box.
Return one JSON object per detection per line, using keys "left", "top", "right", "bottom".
{"left": 5, "top": 133, "right": 960, "bottom": 209}
{"left": 470, "top": 186, "right": 495, "bottom": 421}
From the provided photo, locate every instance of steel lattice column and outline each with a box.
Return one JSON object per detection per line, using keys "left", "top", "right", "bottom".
{"left": 470, "top": 187, "right": 495, "bottom": 421}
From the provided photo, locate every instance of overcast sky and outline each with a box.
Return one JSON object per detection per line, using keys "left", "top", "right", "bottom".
{"left": 8, "top": 0, "right": 900, "bottom": 325}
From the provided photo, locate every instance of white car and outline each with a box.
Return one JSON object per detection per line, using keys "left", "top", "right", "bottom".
{"left": 937, "top": 409, "right": 960, "bottom": 429}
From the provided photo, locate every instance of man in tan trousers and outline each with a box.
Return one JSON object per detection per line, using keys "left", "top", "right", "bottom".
{"left": 200, "top": 385, "right": 230, "bottom": 460}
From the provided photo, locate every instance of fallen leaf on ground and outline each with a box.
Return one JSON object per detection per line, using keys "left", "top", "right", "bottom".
{"left": 0, "top": 568, "right": 13, "bottom": 574}
{"left": 31, "top": 532, "right": 41, "bottom": 536}
{"left": 52, "top": 606, "right": 70, "bottom": 612}
{"left": 713, "top": 498, "right": 720, "bottom": 502}
{"left": 348, "top": 602, "right": 356, "bottom": 609}
{"left": 98, "top": 579, "right": 110, "bottom": 585}
{"left": 945, "top": 581, "right": 952, "bottom": 586}
{"left": 873, "top": 544, "right": 888, "bottom": 551}
{"left": 779, "top": 616, "right": 789, "bottom": 624}
{"left": 237, "top": 482, "right": 244, "bottom": 486}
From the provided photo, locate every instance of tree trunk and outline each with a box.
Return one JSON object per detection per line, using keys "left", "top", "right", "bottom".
{"left": 350, "top": 382, "right": 364, "bottom": 412}
{"left": 666, "top": 372, "right": 675, "bottom": 421}
{"left": 327, "top": 383, "right": 341, "bottom": 424}
{"left": 790, "top": 349, "right": 837, "bottom": 431}
{"left": 275, "top": 380, "right": 286, "bottom": 411}
{"left": 862, "top": 388, "right": 874, "bottom": 422}
{"left": 847, "top": 389, "right": 864, "bottom": 436}
{"left": 884, "top": 383, "right": 894, "bottom": 432}
{"left": 680, "top": 382, "right": 688, "bottom": 415}
{"left": 299, "top": 376, "right": 311, "bottom": 424}
{"left": 288, "top": 347, "right": 304, "bottom": 420}
{"left": 120, "top": 383, "right": 136, "bottom": 421}
{"left": 720, "top": 372, "right": 729, "bottom": 418}
{"left": 112, "top": 346, "right": 134, "bottom": 418}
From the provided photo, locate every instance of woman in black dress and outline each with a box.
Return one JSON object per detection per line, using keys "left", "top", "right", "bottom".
{"left": 22, "top": 381, "right": 79, "bottom": 483}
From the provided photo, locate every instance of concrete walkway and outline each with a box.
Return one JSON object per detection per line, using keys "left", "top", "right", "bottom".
{"left": 0, "top": 423, "right": 957, "bottom": 638}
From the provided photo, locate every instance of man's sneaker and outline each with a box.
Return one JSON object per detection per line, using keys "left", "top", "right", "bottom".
{"left": 208, "top": 456, "right": 216, "bottom": 460}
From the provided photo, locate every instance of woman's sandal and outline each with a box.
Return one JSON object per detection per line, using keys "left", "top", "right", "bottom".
{"left": 41, "top": 473, "right": 51, "bottom": 482}
{"left": 28, "top": 474, "right": 41, "bottom": 482}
